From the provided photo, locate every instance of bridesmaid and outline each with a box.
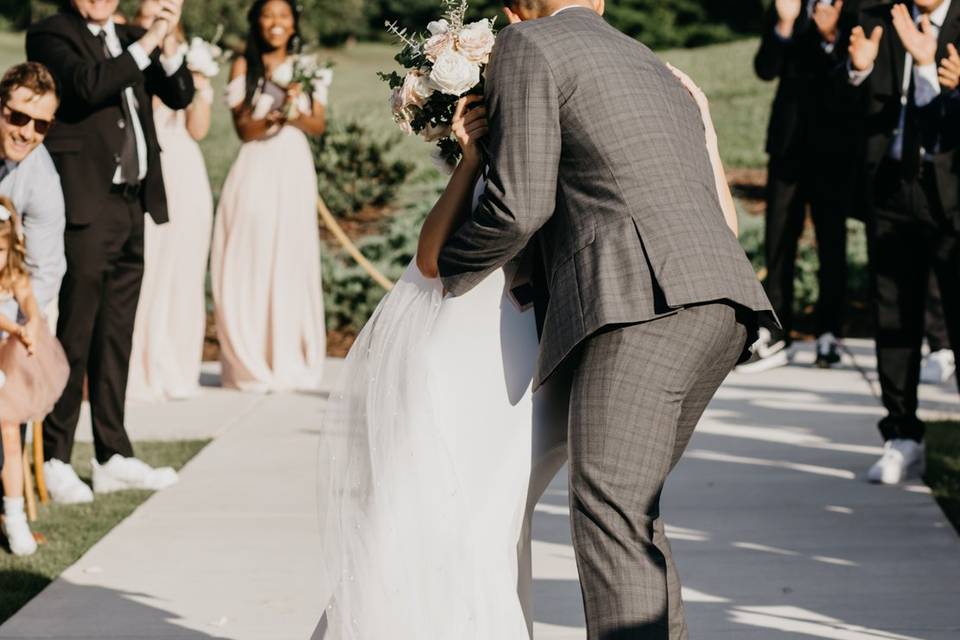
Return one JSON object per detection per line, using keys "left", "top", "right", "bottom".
{"left": 127, "top": 0, "right": 215, "bottom": 402}
{"left": 210, "top": 0, "right": 328, "bottom": 392}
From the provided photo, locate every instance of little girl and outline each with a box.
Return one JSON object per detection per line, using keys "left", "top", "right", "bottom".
{"left": 0, "top": 196, "right": 68, "bottom": 556}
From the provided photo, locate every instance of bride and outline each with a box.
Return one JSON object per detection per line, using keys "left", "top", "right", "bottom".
{"left": 315, "top": 54, "right": 737, "bottom": 640}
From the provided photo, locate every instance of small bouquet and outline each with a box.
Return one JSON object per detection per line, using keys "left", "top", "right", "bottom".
{"left": 184, "top": 37, "right": 224, "bottom": 78}
{"left": 272, "top": 52, "right": 335, "bottom": 119}
{"left": 379, "top": 0, "right": 497, "bottom": 165}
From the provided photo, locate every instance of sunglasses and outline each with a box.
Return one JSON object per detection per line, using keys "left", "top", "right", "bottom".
{"left": 2, "top": 106, "right": 53, "bottom": 136}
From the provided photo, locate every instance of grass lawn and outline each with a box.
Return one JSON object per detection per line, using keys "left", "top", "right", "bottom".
{"left": 0, "top": 439, "right": 209, "bottom": 624}
{"left": 925, "top": 422, "right": 960, "bottom": 534}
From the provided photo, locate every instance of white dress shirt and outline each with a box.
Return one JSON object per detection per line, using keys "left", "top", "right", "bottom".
{"left": 86, "top": 19, "right": 184, "bottom": 183}
{"left": 848, "top": 0, "right": 952, "bottom": 160}
{"left": 551, "top": 5, "right": 587, "bottom": 17}
{"left": 0, "top": 147, "right": 66, "bottom": 323}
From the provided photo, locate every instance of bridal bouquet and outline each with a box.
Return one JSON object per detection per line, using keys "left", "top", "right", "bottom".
{"left": 272, "top": 52, "right": 334, "bottom": 118}
{"left": 379, "top": 0, "right": 497, "bottom": 164}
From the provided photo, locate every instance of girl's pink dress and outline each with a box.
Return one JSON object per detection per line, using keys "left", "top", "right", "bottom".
{"left": 0, "top": 299, "right": 69, "bottom": 423}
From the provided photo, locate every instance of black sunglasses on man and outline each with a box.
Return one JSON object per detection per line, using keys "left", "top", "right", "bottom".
{"left": 2, "top": 105, "right": 53, "bottom": 135}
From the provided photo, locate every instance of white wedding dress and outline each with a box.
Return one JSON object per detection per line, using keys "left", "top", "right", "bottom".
{"left": 317, "top": 185, "right": 569, "bottom": 639}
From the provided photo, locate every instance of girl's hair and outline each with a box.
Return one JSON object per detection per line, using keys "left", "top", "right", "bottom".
{"left": 0, "top": 195, "right": 28, "bottom": 292}
{"left": 243, "top": 0, "right": 302, "bottom": 107}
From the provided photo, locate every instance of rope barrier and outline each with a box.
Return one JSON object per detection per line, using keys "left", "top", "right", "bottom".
{"left": 317, "top": 196, "right": 395, "bottom": 292}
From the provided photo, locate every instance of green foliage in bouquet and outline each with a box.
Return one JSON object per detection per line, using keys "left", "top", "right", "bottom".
{"left": 312, "top": 119, "right": 415, "bottom": 218}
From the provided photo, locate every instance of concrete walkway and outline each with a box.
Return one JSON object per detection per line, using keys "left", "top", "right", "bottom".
{"left": 2, "top": 340, "right": 960, "bottom": 639}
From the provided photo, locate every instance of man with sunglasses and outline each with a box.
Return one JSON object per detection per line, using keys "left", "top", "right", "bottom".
{"left": 26, "top": 0, "right": 194, "bottom": 503}
{"left": 0, "top": 62, "right": 64, "bottom": 333}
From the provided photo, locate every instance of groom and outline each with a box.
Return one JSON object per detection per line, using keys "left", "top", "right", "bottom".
{"left": 438, "top": 1, "right": 774, "bottom": 638}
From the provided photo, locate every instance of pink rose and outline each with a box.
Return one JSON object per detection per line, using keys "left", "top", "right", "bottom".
{"left": 400, "top": 70, "right": 433, "bottom": 108}
{"left": 424, "top": 32, "right": 454, "bottom": 63}
{"left": 457, "top": 19, "right": 496, "bottom": 64}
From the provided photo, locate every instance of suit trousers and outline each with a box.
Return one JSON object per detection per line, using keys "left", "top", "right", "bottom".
{"left": 567, "top": 302, "right": 748, "bottom": 640}
{"left": 45, "top": 191, "right": 143, "bottom": 464}
{"left": 926, "top": 272, "right": 951, "bottom": 352}
{"left": 869, "top": 160, "right": 960, "bottom": 442}
{"left": 764, "top": 155, "right": 849, "bottom": 339}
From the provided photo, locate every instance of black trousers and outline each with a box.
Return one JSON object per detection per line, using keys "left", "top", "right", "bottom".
{"left": 926, "top": 272, "right": 951, "bottom": 352}
{"left": 869, "top": 160, "right": 960, "bottom": 442}
{"left": 44, "top": 192, "right": 144, "bottom": 464}
{"left": 764, "top": 155, "right": 849, "bottom": 339}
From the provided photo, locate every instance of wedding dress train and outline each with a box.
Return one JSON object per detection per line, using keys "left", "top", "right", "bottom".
{"left": 317, "top": 249, "right": 568, "bottom": 638}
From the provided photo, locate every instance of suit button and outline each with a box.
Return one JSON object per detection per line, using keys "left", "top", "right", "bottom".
{"left": 118, "top": 119, "right": 126, "bottom": 129}
{"left": 114, "top": 153, "right": 121, "bottom": 163}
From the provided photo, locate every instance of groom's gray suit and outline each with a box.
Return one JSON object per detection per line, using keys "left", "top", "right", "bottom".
{"left": 439, "top": 7, "right": 774, "bottom": 640}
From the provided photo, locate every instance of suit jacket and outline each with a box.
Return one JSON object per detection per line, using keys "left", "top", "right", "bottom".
{"left": 755, "top": 1, "right": 864, "bottom": 160}
{"left": 842, "top": 0, "right": 960, "bottom": 221}
{"left": 25, "top": 11, "right": 195, "bottom": 225}
{"left": 438, "top": 9, "right": 773, "bottom": 388}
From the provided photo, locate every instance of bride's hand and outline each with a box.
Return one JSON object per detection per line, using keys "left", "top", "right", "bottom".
{"left": 451, "top": 95, "right": 488, "bottom": 164}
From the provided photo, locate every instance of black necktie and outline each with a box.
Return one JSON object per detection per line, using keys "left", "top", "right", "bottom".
{"left": 901, "top": 69, "right": 923, "bottom": 180}
{"left": 97, "top": 30, "right": 141, "bottom": 187}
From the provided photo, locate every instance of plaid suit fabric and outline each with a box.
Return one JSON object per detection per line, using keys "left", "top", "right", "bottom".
{"left": 568, "top": 303, "right": 747, "bottom": 639}
{"left": 438, "top": 9, "right": 772, "bottom": 388}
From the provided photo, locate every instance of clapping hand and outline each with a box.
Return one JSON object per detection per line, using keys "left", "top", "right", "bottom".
{"left": 939, "top": 43, "right": 960, "bottom": 91}
{"left": 813, "top": 0, "right": 844, "bottom": 44}
{"left": 775, "top": 0, "right": 804, "bottom": 39}
{"left": 891, "top": 4, "right": 937, "bottom": 66}
{"left": 848, "top": 24, "right": 884, "bottom": 71}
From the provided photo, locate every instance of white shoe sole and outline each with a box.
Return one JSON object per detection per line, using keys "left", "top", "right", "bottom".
{"left": 92, "top": 462, "right": 179, "bottom": 493}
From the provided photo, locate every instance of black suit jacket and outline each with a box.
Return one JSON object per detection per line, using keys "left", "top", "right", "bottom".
{"left": 755, "top": 2, "right": 863, "bottom": 160}
{"left": 842, "top": 1, "right": 960, "bottom": 220}
{"left": 25, "top": 11, "right": 194, "bottom": 226}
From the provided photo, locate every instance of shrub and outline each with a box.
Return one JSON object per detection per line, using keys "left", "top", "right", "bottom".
{"left": 323, "top": 196, "right": 433, "bottom": 331}
{"left": 312, "top": 119, "right": 415, "bottom": 219}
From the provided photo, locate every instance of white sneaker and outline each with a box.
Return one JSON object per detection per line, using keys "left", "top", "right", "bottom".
{"left": 92, "top": 455, "right": 178, "bottom": 493}
{"left": 920, "top": 349, "right": 956, "bottom": 384}
{"left": 815, "top": 332, "right": 842, "bottom": 368}
{"left": 43, "top": 459, "right": 94, "bottom": 504}
{"left": 736, "top": 328, "right": 792, "bottom": 373}
{"left": 2, "top": 514, "right": 38, "bottom": 556}
{"left": 867, "top": 439, "right": 926, "bottom": 485}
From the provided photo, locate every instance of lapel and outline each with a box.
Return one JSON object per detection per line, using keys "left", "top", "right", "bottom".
{"left": 887, "top": 4, "right": 908, "bottom": 96}
{"left": 67, "top": 10, "right": 109, "bottom": 63}
{"left": 937, "top": 0, "right": 960, "bottom": 58}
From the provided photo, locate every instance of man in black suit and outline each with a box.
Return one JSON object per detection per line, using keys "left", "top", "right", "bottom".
{"left": 26, "top": 0, "right": 194, "bottom": 503}
{"left": 845, "top": 0, "right": 960, "bottom": 484}
{"left": 746, "top": 0, "right": 859, "bottom": 372}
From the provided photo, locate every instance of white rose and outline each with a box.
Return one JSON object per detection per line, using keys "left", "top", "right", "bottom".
{"left": 457, "top": 19, "right": 496, "bottom": 64}
{"left": 427, "top": 19, "right": 449, "bottom": 35}
{"left": 271, "top": 59, "right": 294, "bottom": 88}
{"left": 420, "top": 122, "right": 451, "bottom": 142}
{"left": 429, "top": 49, "right": 480, "bottom": 96}
{"left": 400, "top": 70, "right": 433, "bottom": 107}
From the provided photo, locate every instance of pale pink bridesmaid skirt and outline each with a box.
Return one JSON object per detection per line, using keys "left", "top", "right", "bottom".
{"left": 128, "top": 104, "right": 214, "bottom": 402}
{"left": 210, "top": 125, "right": 326, "bottom": 392}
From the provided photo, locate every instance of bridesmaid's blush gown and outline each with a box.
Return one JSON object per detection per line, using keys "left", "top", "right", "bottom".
{"left": 210, "top": 78, "right": 327, "bottom": 392}
{"left": 127, "top": 102, "right": 214, "bottom": 402}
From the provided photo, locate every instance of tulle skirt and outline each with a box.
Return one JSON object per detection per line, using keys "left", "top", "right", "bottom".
{"left": 0, "top": 321, "right": 69, "bottom": 424}
{"left": 316, "top": 262, "right": 537, "bottom": 639}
